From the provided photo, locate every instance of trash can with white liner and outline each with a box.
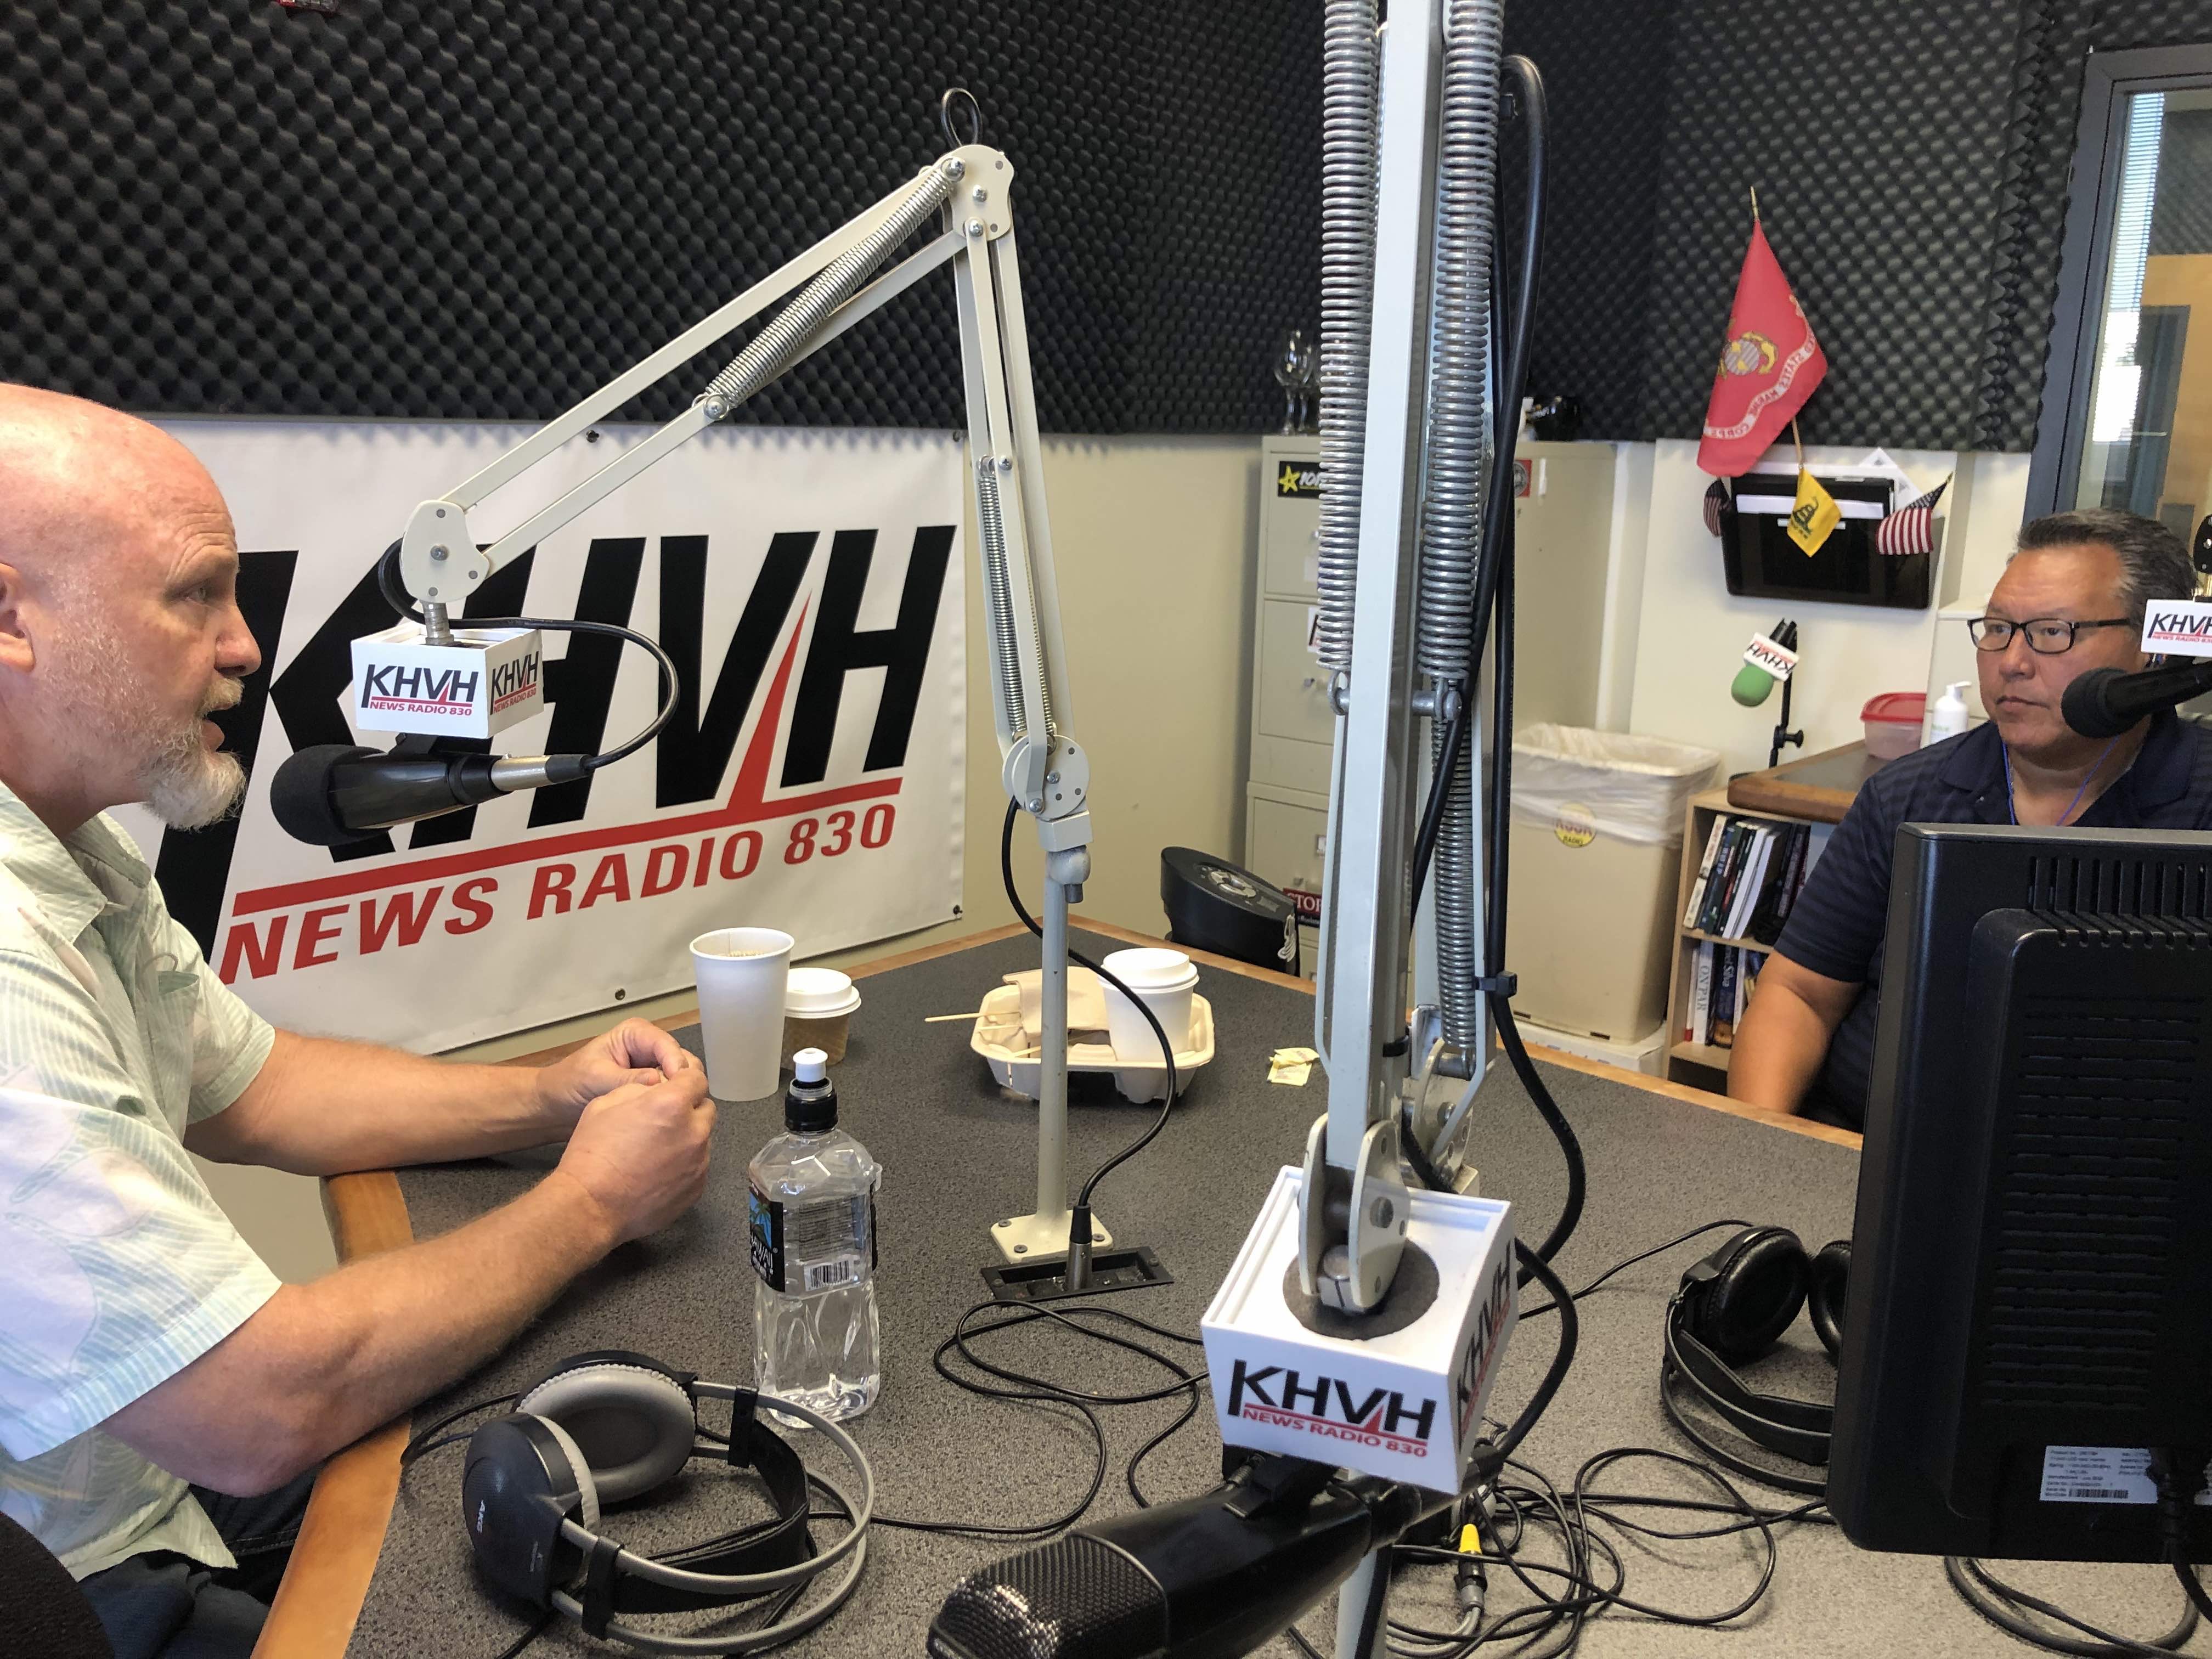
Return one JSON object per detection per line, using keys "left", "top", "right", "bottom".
{"left": 1504, "top": 725, "right": 1719, "bottom": 1043}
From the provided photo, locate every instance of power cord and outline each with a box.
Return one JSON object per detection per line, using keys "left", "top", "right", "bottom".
{"left": 1516, "top": 1221, "right": 1752, "bottom": 1321}
{"left": 376, "top": 539, "right": 680, "bottom": 770}
{"left": 2158, "top": 1451, "right": 2212, "bottom": 1628}
{"left": 1372, "top": 1446, "right": 1829, "bottom": 1659}
{"left": 1387, "top": 53, "right": 1586, "bottom": 1277}
{"left": 1943, "top": 1556, "right": 2197, "bottom": 1657}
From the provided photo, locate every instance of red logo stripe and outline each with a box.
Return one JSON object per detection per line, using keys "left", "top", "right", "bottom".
{"left": 229, "top": 606, "right": 899, "bottom": 917}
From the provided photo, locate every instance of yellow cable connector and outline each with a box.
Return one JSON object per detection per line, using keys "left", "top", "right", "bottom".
{"left": 1458, "top": 1522, "right": 1482, "bottom": 1556}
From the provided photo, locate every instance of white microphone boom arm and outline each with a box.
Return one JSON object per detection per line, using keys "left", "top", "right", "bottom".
{"left": 382, "top": 127, "right": 1094, "bottom": 1265}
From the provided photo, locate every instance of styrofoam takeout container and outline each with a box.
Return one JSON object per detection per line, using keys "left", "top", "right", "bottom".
{"left": 968, "top": 983, "right": 1214, "bottom": 1103}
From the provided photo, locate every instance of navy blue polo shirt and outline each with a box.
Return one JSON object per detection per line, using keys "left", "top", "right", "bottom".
{"left": 1773, "top": 709, "right": 2212, "bottom": 1128}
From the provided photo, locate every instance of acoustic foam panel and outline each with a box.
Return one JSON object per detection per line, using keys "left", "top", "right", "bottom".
{"left": 0, "top": 1, "right": 1321, "bottom": 433}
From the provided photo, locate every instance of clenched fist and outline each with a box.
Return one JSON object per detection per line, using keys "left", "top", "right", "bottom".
{"left": 554, "top": 1066, "right": 715, "bottom": 1245}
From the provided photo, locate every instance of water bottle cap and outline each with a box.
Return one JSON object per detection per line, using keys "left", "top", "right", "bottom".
{"left": 793, "top": 1048, "right": 828, "bottom": 1084}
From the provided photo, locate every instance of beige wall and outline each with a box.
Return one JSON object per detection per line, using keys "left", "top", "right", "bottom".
{"left": 201, "top": 434, "right": 1262, "bottom": 1272}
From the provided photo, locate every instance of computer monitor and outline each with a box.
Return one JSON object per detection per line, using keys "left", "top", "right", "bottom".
{"left": 1829, "top": 822, "right": 2212, "bottom": 1561}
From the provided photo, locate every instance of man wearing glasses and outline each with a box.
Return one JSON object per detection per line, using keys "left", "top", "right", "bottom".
{"left": 1729, "top": 508, "right": 2210, "bottom": 1128}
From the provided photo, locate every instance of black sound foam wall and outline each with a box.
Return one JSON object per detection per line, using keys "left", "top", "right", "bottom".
{"left": 0, "top": 1, "right": 1322, "bottom": 433}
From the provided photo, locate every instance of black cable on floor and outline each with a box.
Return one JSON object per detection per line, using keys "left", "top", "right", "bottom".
{"left": 1945, "top": 1556, "right": 2196, "bottom": 1657}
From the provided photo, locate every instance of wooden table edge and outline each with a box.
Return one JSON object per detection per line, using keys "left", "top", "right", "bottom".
{"left": 263, "top": 920, "right": 1847, "bottom": 1656}
{"left": 251, "top": 1171, "right": 413, "bottom": 1658}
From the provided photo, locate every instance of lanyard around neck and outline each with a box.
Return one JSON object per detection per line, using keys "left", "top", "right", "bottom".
{"left": 2004, "top": 735, "right": 2121, "bottom": 827}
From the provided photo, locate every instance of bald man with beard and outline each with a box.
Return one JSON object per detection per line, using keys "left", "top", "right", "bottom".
{"left": 0, "top": 387, "right": 720, "bottom": 1658}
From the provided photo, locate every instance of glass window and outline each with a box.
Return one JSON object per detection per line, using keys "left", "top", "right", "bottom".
{"left": 2074, "top": 90, "right": 2212, "bottom": 537}
{"left": 2033, "top": 49, "right": 2212, "bottom": 546}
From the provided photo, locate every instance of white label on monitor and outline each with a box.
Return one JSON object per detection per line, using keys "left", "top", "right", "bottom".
{"left": 2037, "top": 1446, "right": 2212, "bottom": 1506}
{"left": 2035, "top": 1451, "right": 2212, "bottom": 1513}
{"left": 2039, "top": 1446, "right": 2157, "bottom": 1505}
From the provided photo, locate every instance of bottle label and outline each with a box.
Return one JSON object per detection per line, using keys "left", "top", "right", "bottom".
{"left": 749, "top": 1184, "right": 877, "bottom": 1294}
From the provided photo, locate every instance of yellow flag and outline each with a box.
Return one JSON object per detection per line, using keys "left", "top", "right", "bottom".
{"left": 1787, "top": 468, "right": 1841, "bottom": 555}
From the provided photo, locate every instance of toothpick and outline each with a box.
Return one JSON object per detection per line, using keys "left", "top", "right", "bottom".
{"left": 1791, "top": 417, "right": 1805, "bottom": 470}
{"left": 924, "top": 1010, "right": 989, "bottom": 1023}
{"left": 1750, "top": 184, "right": 1760, "bottom": 224}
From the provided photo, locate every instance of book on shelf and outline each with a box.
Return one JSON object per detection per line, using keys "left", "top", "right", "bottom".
{"left": 1709, "top": 947, "right": 1740, "bottom": 1047}
{"left": 1724, "top": 828, "right": 1774, "bottom": 941}
{"left": 1688, "top": 940, "right": 1716, "bottom": 1046}
{"left": 1684, "top": 812, "right": 1816, "bottom": 944}
{"left": 1702, "top": 942, "right": 1768, "bottom": 1051}
{"left": 1681, "top": 816, "right": 1729, "bottom": 929}
{"left": 1695, "top": 822, "right": 1749, "bottom": 933}
{"left": 1746, "top": 823, "right": 1809, "bottom": 944}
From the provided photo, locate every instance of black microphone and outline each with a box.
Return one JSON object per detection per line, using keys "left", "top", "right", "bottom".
{"left": 269, "top": 744, "right": 590, "bottom": 846}
{"left": 2059, "top": 661, "right": 2212, "bottom": 740}
{"left": 927, "top": 1458, "right": 1444, "bottom": 1659}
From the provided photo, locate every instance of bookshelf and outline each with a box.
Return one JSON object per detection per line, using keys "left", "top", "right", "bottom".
{"left": 1662, "top": 787, "right": 1826, "bottom": 1089}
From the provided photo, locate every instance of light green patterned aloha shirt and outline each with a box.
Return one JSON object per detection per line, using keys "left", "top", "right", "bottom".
{"left": 0, "top": 783, "right": 279, "bottom": 1578}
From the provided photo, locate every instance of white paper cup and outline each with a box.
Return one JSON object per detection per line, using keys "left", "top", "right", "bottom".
{"left": 691, "top": 927, "right": 794, "bottom": 1099}
{"left": 1101, "top": 947, "right": 1199, "bottom": 1065}
{"left": 783, "top": 967, "right": 862, "bottom": 1065}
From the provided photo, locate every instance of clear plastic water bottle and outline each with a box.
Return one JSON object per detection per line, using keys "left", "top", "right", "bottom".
{"left": 748, "top": 1048, "right": 881, "bottom": 1424}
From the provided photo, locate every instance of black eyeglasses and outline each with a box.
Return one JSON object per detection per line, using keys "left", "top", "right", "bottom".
{"left": 1966, "top": 616, "right": 2134, "bottom": 654}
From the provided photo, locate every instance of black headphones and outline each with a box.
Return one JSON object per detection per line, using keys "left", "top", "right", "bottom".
{"left": 453, "top": 1350, "right": 874, "bottom": 1653}
{"left": 1661, "top": 1227, "right": 1850, "bottom": 1496}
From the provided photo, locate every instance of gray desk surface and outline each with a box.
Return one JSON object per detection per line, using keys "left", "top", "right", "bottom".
{"left": 346, "top": 929, "right": 2198, "bottom": 1657}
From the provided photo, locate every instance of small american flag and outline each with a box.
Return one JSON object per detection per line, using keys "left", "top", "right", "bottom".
{"left": 1875, "top": 477, "right": 1949, "bottom": 557}
{"left": 1703, "top": 477, "right": 1733, "bottom": 539}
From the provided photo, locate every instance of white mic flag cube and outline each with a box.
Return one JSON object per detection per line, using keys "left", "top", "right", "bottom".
{"left": 1202, "top": 1167, "right": 1516, "bottom": 1494}
{"left": 351, "top": 623, "right": 546, "bottom": 740}
{"left": 2141, "top": 599, "right": 2212, "bottom": 659}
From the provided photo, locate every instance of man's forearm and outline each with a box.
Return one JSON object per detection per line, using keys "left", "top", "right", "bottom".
{"left": 1726, "top": 989, "right": 1832, "bottom": 1115}
{"left": 110, "top": 1171, "right": 618, "bottom": 1492}
{"left": 192, "top": 1031, "right": 557, "bottom": 1175}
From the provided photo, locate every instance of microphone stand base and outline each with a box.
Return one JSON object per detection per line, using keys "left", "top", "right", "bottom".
{"left": 980, "top": 1244, "right": 1175, "bottom": 1304}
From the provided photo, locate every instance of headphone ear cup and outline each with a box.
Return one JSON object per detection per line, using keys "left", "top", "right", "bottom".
{"left": 1808, "top": 1239, "right": 1850, "bottom": 1361}
{"left": 1688, "top": 1227, "right": 1810, "bottom": 1364}
{"left": 461, "top": 1415, "right": 596, "bottom": 1606}
{"left": 535, "top": 1417, "right": 600, "bottom": 1532}
{"left": 520, "top": 1363, "right": 696, "bottom": 1506}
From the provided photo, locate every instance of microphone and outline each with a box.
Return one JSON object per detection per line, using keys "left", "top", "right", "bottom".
{"left": 269, "top": 744, "right": 590, "bottom": 846}
{"left": 2060, "top": 659, "right": 2212, "bottom": 740}
{"left": 926, "top": 1458, "right": 1444, "bottom": 1659}
{"left": 1731, "top": 618, "right": 1799, "bottom": 707}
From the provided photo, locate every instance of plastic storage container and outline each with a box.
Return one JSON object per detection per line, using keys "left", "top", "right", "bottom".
{"left": 1861, "top": 692, "right": 1927, "bottom": 760}
{"left": 1504, "top": 725, "right": 1720, "bottom": 1043}
{"left": 1514, "top": 1015, "right": 1668, "bottom": 1078}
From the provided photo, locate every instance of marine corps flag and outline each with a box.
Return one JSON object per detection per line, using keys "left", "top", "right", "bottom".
{"left": 1698, "top": 213, "right": 1827, "bottom": 478}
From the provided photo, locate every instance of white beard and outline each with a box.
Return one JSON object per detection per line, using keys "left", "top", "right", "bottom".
{"left": 52, "top": 613, "right": 246, "bottom": 831}
{"left": 137, "top": 724, "right": 246, "bottom": 830}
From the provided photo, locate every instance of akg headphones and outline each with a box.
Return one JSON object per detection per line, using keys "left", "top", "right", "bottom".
{"left": 1661, "top": 1227, "right": 1850, "bottom": 1496}
{"left": 450, "top": 1350, "right": 875, "bottom": 1654}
